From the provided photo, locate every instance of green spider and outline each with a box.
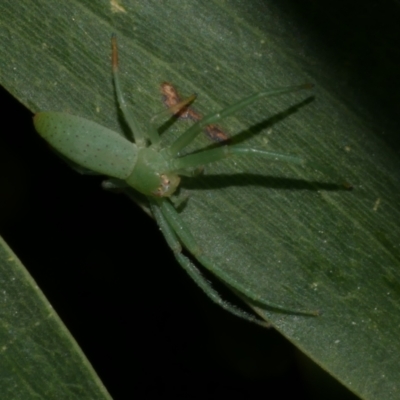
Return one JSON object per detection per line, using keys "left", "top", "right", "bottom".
{"left": 34, "top": 35, "right": 317, "bottom": 326}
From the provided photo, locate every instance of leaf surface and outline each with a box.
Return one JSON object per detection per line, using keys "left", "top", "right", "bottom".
{"left": 1, "top": 1, "right": 400, "bottom": 399}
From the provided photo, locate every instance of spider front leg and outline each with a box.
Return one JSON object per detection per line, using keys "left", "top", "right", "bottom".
{"left": 161, "top": 83, "right": 317, "bottom": 173}
{"left": 111, "top": 34, "right": 148, "bottom": 146}
{"left": 150, "top": 199, "right": 271, "bottom": 327}
{"left": 172, "top": 144, "right": 306, "bottom": 171}
{"left": 155, "top": 199, "right": 319, "bottom": 317}
{"left": 165, "top": 84, "right": 313, "bottom": 157}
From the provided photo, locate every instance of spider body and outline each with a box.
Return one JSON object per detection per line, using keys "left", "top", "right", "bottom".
{"left": 34, "top": 35, "right": 316, "bottom": 326}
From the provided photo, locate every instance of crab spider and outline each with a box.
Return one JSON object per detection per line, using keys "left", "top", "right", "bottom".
{"left": 34, "top": 35, "right": 317, "bottom": 326}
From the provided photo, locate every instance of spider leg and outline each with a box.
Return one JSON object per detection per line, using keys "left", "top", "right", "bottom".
{"left": 157, "top": 199, "right": 319, "bottom": 316}
{"left": 152, "top": 94, "right": 197, "bottom": 124}
{"left": 150, "top": 199, "right": 271, "bottom": 327}
{"left": 150, "top": 94, "right": 197, "bottom": 147}
{"left": 172, "top": 145, "right": 339, "bottom": 183}
{"left": 171, "top": 145, "right": 306, "bottom": 171}
{"left": 166, "top": 84, "right": 313, "bottom": 157}
{"left": 111, "top": 35, "right": 156, "bottom": 147}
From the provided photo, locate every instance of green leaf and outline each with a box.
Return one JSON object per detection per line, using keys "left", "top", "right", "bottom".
{"left": 0, "top": 236, "right": 111, "bottom": 399}
{"left": 1, "top": 1, "right": 400, "bottom": 399}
